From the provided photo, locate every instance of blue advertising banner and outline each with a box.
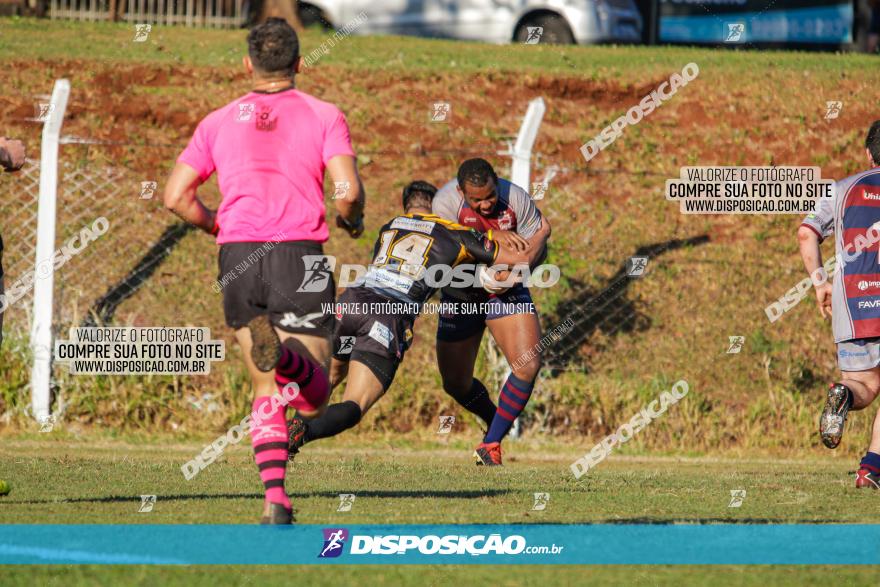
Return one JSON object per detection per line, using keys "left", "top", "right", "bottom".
{"left": 1, "top": 524, "right": 879, "bottom": 565}
{"left": 659, "top": 0, "right": 853, "bottom": 44}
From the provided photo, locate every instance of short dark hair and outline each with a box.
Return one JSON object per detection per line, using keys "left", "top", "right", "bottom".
{"left": 247, "top": 18, "right": 299, "bottom": 76}
{"left": 457, "top": 158, "right": 497, "bottom": 189}
{"left": 867, "top": 120, "right": 880, "bottom": 165}
{"left": 402, "top": 180, "right": 437, "bottom": 212}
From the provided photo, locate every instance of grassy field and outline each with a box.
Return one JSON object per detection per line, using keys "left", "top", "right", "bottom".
{"left": 2, "top": 435, "right": 875, "bottom": 525}
{"left": 3, "top": 565, "right": 878, "bottom": 586}
{"left": 0, "top": 436, "right": 878, "bottom": 583}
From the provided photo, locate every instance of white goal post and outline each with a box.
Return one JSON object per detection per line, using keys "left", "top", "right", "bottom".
{"left": 31, "top": 78, "right": 70, "bottom": 426}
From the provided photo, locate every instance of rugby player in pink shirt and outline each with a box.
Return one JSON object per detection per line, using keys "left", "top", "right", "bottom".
{"left": 164, "top": 18, "right": 365, "bottom": 523}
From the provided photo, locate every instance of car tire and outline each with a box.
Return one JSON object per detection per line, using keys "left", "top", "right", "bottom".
{"left": 515, "top": 14, "right": 575, "bottom": 45}
{"left": 298, "top": 3, "right": 333, "bottom": 30}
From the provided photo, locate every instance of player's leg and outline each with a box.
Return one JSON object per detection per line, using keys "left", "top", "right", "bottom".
{"left": 477, "top": 290, "right": 542, "bottom": 466}
{"left": 296, "top": 355, "right": 390, "bottom": 441}
{"left": 820, "top": 340, "right": 880, "bottom": 488}
{"left": 838, "top": 365, "right": 880, "bottom": 489}
{"left": 436, "top": 304, "right": 497, "bottom": 425}
{"left": 329, "top": 355, "right": 350, "bottom": 389}
{"left": 861, "top": 405, "right": 880, "bottom": 488}
{"left": 220, "top": 243, "right": 295, "bottom": 524}
{"left": 820, "top": 339, "right": 880, "bottom": 449}
{"left": 287, "top": 357, "right": 349, "bottom": 454}
{"left": 233, "top": 324, "right": 294, "bottom": 523}
{"left": 843, "top": 367, "right": 880, "bottom": 488}
{"left": 272, "top": 331, "right": 332, "bottom": 418}
{"left": 261, "top": 241, "right": 336, "bottom": 416}
{"left": 289, "top": 304, "right": 411, "bottom": 451}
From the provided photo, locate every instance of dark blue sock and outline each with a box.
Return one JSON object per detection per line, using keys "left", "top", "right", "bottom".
{"left": 860, "top": 451, "right": 880, "bottom": 474}
{"left": 484, "top": 373, "right": 534, "bottom": 444}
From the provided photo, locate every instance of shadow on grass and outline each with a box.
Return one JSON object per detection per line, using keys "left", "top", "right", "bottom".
{"left": 543, "top": 235, "right": 710, "bottom": 374}
{"left": 81, "top": 222, "right": 195, "bottom": 327}
{"left": 5, "top": 489, "right": 514, "bottom": 505}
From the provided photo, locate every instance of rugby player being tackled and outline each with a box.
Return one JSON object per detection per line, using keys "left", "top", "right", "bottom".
{"left": 800, "top": 120, "right": 880, "bottom": 489}
{"left": 274, "top": 181, "right": 530, "bottom": 453}
{"left": 432, "top": 158, "right": 551, "bottom": 466}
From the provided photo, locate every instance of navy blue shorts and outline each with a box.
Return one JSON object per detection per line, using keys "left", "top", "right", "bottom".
{"left": 436, "top": 285, "right": 536, "bottom": 342}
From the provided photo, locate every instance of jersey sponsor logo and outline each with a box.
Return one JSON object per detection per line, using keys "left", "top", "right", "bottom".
{"left": 368, "top": 321, "right": 393, "bottom": 349}
{"left": 256, "top": 105, "right": 277, "bottom": 132}
{"left": 365, "top": 267, "right": 414, "bottom": 294}
{"left": 857, "top": 298, "right": 880, "bottom": 310}
{"left": 497, "top": 210, "right": 514, "bottom": 230}
{"left": 857, "top": 280, "right": 880, "bottom": 291}
{"left": 839, "top": 347, "right": 870, "bottom": 358}
{"left": 390, "top": 217, "right": 435, "bottom": 234}
{"left": 864, "top": 191, "right": 880, "bottom": 201}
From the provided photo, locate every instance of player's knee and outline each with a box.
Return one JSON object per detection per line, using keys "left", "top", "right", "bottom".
{"left": 512, "top": 355, "right": 541, "bottom": 383}
{"left": 442, "top": 378, "right": 471, "bottom": 400}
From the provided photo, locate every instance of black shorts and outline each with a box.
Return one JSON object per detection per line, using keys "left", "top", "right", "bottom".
{"left": 332, "top": 287, "right": 415, "bottom": 390}
{"left": 218, "top": 241, "right": 335, "bottom": 336}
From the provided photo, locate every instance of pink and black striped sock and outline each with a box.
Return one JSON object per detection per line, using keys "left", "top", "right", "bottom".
{"left": 484, "top": 373, "right": 534, "bottom": 444}
{"left": 274, "top": 347, "right": 329, "bottom": 408}
{"left": 250, "top": 396, "right": 291, "bottom": 510}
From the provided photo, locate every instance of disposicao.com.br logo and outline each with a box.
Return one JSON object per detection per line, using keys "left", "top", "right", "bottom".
{"left": 318, "top": 529, "right": 563, "bottom": 558}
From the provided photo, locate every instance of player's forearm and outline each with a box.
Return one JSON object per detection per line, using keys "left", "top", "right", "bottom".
{"left": 333, "top": 179, "right": 364, "bottom": 223}
{"left": 524, "top": 217, "right": 551, "bottom": 267}
{"left": 164, "top": 187, "right": 215, "bottom": 233}
{"left": 797, "top": 226, "right": 824, "bottom": 283}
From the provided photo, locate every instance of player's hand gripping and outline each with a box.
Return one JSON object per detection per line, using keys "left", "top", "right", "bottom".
{"left": 491, "top": 230, "right": 528, "bottom": 252}
{"left": 815, "top": 282, "right": 832, "bottom": 319}
{"left": 336, "top": 214, "right": 364, "bottom": 239}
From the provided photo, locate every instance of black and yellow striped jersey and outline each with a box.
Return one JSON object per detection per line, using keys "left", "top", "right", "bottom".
{"left": 362, "top": 213, "right": 498, "bottom": 305}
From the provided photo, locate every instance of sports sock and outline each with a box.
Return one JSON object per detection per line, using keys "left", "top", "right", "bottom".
{"left": 250, "top": 396, "right": 291, "bottom": 510}
{"left": 484, "top": 373, "right": 534, "bottom": 444}
{"left": 860, "top": 451, "right": 880, "bottom": 474}
{"left": 275, "top": 347, "right": 330, "bottom": 407}
{"left": 444, "top": 378, "right": 497, "bottom": 425}
{"left": 302, "top": 400, "right": 362, "bottom": 442}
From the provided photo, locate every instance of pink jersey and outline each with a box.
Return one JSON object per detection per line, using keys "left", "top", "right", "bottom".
{"left": 178, "top": 88, "right": 355, "bottom": 244}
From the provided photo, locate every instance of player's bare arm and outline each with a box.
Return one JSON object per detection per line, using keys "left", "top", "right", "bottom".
{"left": 327, "top": 154, "right": 365, "bottom": 238}
{"left": 524, "top": 215, "right": 551, "bottom": 267}
{"left": 797, "top": 225, "right": 832, "bottom": 319}
{"left": 163, "top": 162, "right": 217, "bottom": 234}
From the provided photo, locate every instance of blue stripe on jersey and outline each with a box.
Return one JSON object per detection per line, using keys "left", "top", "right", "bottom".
{"left": 846, "top": 296, "right": 880, "bottom": 319}
{"left": 841, "top": 251, "right": 878, "bottom": 277}
{"left": 842, "top": 205, "right": 880, "bottom": 230}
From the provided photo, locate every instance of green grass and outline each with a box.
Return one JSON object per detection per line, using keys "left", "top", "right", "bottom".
{"left": 0, "top": 436, "right": 875, "bottom": 525}
{"left": 2, "top": 565, "right": 878, "bottom": 586}
{"left": 0, "top": 17, "right": 876, "bottom": 76}
{"left": 0, "top": 437, "right": 877, "bottom": 583}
